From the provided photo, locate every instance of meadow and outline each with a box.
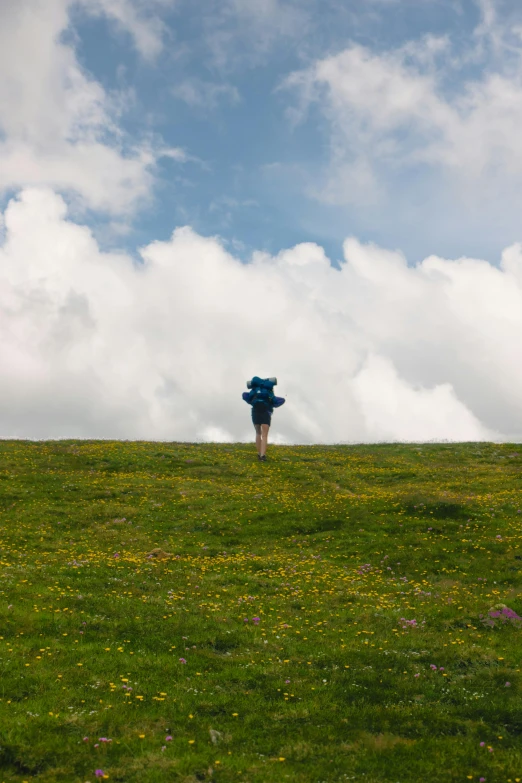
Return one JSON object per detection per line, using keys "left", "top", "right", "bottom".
{"left": 0, "top": 440, "right": 521, "bottom": 783}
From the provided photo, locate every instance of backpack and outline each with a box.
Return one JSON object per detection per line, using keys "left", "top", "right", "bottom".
{"left": 249, "top": 377, "right": 275, "bottom": 407}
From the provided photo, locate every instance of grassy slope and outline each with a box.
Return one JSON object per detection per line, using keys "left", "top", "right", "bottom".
{"left": 0, "top": 441, "right": 521, "bottom": 783}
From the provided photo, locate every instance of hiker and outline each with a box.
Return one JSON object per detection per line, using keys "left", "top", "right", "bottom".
{"left": 242, "top": 377, "right": 285, "bottom": 461}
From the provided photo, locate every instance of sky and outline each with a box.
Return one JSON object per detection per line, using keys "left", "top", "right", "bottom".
{"left": 1, "top": 0, "right": 522, "bottom": 443}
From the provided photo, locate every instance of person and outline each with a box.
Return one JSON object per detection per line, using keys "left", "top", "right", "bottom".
{"left": 242, "top": 377, "right": 285, "bottom": 461}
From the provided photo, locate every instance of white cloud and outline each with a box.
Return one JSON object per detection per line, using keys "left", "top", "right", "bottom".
{"left": 80, "top": 0, "right": 176, "bottom": 60}
{"left": 351, "top": 355, "right": 492, "bottom": 442}
{"left": 0, "top": 0, "right": 180, "bottom": 215}
{"left": 200, "top": 0, "right": 310, "bottom": 69}
{"left": 2, "top": 188, "right": 521, "bottom": 443}
{"left": 283, "top": 9, "right": 522, "bottom": 205}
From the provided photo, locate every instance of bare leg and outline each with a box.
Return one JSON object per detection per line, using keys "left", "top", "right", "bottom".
{"left": 255, "top": 424, "right": 262, "bottom": 454}
{"left": 259, "top": 424, "right": 269, "bottom": 457}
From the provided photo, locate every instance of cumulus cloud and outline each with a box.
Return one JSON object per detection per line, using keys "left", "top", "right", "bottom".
{"left": 0, "top": 0, "right": 182, "bottom": 214}
{"left": 283, "top": 3, "right": 522, "bottom": 205}
{"left": 1, "top": 188, "right": 521, "bottom": 443}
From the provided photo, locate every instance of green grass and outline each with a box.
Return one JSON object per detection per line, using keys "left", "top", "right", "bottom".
{"left": 0, "top": 440, "right": 521, "bottom": 783}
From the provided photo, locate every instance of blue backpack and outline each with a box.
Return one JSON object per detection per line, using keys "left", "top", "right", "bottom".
{"left": 248, "top": 377, "right": 275, "bottom": 407}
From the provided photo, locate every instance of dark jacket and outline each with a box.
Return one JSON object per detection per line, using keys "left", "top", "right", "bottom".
{"left": 242, "top": 390, "right": 285, "bottom": 414}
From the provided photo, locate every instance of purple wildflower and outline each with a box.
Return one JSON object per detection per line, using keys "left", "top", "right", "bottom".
{"left": 179, "top": 657, "right": 187, "bottom": 664}
{"left": 481, "top": 604, "right": 522, "bottom": 629}
{"left": 166, "top": 735, "right": 173, "bottom": 741}
{"left": 252, "top": 617, "right": 260, "bottom": 625}
{"left": 95, "top": 772, "right": 105, "bottom": 779}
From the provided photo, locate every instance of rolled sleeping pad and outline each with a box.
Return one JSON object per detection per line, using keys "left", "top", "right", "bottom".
{"left": 246, "top": 377, "right": 277, "bottom": 389}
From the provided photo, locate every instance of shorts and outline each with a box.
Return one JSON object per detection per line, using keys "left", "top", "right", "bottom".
{"left": 252, "top": 405, "right": 272, "bottom": 426}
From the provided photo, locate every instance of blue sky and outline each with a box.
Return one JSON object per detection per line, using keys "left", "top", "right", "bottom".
{"left": 55, "top": 0, "right": 522, "bottom": 265}
{"left": 2, "top": 0, "right": 522, "bottom": 443}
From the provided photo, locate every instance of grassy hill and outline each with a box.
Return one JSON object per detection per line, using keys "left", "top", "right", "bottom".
{"left": 0, "top": 440, "right": 521, "bottom": 783}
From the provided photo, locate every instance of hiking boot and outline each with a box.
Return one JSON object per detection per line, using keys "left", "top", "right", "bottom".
{"left": 259, "top": 455, "right": 267, "bottom": 462}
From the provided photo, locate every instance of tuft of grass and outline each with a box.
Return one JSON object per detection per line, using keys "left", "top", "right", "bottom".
{"left": 0, "top": 440, "right": 521, "bottom": 782}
